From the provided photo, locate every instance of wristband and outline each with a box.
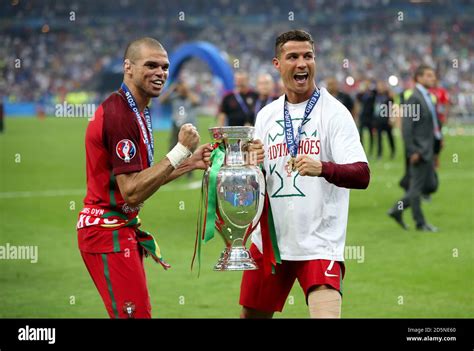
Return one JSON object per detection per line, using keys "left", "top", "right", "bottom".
{"left": 166, "top": 142, "right": 192, "bottom": 168}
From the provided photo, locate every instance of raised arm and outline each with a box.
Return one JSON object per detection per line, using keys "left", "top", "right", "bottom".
{"left": 116, "top": 124, "right": 200, "bottom": 207}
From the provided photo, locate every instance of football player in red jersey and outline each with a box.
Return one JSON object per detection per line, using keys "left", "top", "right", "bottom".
{"left": 429, "top": 78, "right": 450, "bottom": 168}
{"left": 77, "top": 37, "right": 212, "bottom": 318}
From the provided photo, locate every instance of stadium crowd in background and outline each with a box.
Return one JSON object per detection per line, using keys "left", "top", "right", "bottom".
{"left": 2, "top": 0, "right": 473, "bottom": 120}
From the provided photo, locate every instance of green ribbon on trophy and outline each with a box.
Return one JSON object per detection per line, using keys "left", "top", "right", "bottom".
{"left": 192, "top": 143, "right": 226, "bottom": 275}
{"left": 203, "top": 143, "right": 226, "bottom": 242}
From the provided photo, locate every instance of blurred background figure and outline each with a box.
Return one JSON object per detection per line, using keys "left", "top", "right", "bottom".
{"left": 430, "top": 78, "right": 451, "bottom": 127}
{"left": 160, "top": 80, "right": 200, "bottom": 151}
{"left": 326, "top": 76, "right": 355, "bottom": 118}
{"left": 356, "top": 80, "right": 376, "bottom": 158}
{"left": 217, "top": 71, "right": 257, "bottom": 126}
{"left": 373, "top": 80, "right": 395, "bottom": 160}
{"left": 399, "top": 73, "right": 443, "bottom": 196}
{"left": 3, "top": 0, "right": 471, "bottom": 129}
{"left": 388, "top": 65, "right": 440, "bottom": 232}
{"left": 429, "top": 77, "right": 450, "bottom": 168}
{"left": 160, "top": 79, "right": 201, "bottom": 179}
{"left": 254, "top": 73, "right": 277, "bottom": 121}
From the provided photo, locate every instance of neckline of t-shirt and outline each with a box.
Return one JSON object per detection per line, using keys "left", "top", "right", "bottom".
{"left": 286, "top": 98, "right": 309, "bottom": 108}
{"left": 285, "top": 88, "right": 323, "bottom": 108}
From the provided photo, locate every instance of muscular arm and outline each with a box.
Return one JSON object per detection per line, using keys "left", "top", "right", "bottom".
{"left": 116, "top": 157, "right": 175, "bottom": 208}
{"left": 164, "top": 157, "right": 199, "bottom": 183}
{"left": 116, "top": 143, "right": 211, "bottom": 207}
{"left": 320, "top": 161, "right": 370, "bottom": 189}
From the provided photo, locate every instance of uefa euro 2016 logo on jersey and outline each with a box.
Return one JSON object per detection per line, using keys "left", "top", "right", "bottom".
{"left": 116, "top": 139, "right": 136, "bottom": 163}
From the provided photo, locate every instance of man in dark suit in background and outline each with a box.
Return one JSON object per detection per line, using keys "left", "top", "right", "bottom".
{"left": 326, "top": 76, "right": 355, "bottom": 118}
{"left": 253, "top": 73, "right": 277, "bottom": 123}
{"left": 356, "top": 79, "right": 376, "bottom": 157}
{"left": 217, "top": 71, "right": 258, "bottom": 126}
{"left": 388, "top": 65, "right": 440, "bottom": 232}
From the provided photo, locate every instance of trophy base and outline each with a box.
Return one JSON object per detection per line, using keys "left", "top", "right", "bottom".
{"left": 213, "top": 246, "right": 258, "bottom": 271}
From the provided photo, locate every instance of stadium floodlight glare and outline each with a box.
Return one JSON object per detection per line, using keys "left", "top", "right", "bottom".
{"left": 388, "top": 75, "right": 399, "bottom": 86}
{"left": 345, "top": 76, "right": 355, "bottom": 86}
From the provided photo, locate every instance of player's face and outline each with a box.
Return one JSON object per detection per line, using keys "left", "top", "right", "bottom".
{"left": 376, "top": 81, "right": 386, "bottom": 93}
{"left": 273, "top": 41, "right": 316, "bottom": 97}
{"left": 131, "top": 46, "right": 169, "bottom": 98}
{"left": 420, "top": 69, "right": 436, "bottom": 89}
{"left": 235, "top": 73, "right": 249, "bottom": 90}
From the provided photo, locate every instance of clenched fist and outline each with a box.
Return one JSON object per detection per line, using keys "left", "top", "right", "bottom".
{"left": 190, "top": 143, "right": 213, "bottom": 170}
{"left": 295, "top": 155, "right": 323, "bottom": 176}
{"left": 178, "top": 123, "right": 200, "bottom": 152}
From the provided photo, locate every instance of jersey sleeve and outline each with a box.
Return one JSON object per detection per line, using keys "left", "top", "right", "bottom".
{"left": 102, "top": 100, "right": 144, "bottom": 176}
{"left": 329, "top": 107, "right": 368, "bottom": 164}
{"left": 320, "top": 161, "right": 370, "bottom": 189}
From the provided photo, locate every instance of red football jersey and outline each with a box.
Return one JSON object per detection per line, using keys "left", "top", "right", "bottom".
{"left": 429, "top": 86, "right": 450, "bottom": 123}
{"left": 78, "top": 89, "right": 152, "bottom": 253}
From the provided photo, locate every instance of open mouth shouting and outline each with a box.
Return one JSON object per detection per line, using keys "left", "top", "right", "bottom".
{"left": 294, "top": 72, "right": 309, "bottom": 85}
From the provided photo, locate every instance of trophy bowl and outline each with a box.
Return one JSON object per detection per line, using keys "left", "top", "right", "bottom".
{"left": 205, "top": 126, "right": 265, "bottom": 271}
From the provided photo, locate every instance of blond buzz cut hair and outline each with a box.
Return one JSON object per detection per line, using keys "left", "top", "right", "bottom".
{"left": 124, "top": 37, "right": 165, "bottom": 62}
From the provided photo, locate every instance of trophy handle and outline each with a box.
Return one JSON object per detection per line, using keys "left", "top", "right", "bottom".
{"left": 215, "top": 207, "right": 232, "bottom": 248}
{"left": 242, "top": 167, "right": 266, "bottom": 246}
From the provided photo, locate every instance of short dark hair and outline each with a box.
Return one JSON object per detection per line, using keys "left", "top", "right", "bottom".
{"left": 275, "top": 30, "right": 314, "bottom": 58}
{"left": 414, "top": 64, "right": 434, "bottom": 82}
{"left": 124, "top": 37, "right": 164, "bottom": 62}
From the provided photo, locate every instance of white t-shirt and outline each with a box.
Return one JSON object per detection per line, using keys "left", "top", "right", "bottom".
{"left": 251, "top": 87, "right": 368, "bottom": 261}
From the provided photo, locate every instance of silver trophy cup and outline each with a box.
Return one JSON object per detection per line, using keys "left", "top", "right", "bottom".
{"left": 204, "top": 126, "right": 265, "bottom": 271}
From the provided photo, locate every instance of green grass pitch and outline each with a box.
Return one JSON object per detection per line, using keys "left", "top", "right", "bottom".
{"left": 0, "top": 116, "right": 472, "bottom": 318}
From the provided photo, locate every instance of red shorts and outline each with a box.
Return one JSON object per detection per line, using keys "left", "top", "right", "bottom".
{"left": 240, "top": 244, "right": 345, "bottom": 313}
{"left": 81, "top": 247, "right": 151, "bottom": 318}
